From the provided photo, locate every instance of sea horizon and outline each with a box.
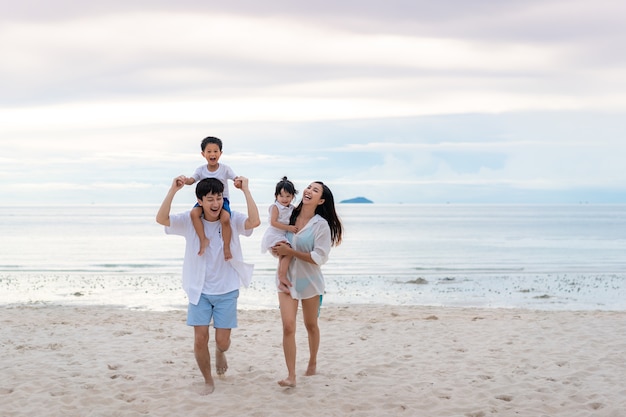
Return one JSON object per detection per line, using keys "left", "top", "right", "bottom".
{"left": 1, "top": 203, "right": 624, "bottom": 312}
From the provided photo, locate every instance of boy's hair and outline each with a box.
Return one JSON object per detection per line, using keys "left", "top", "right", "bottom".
{"left": 196, "top": 177, "right": 224, "bottom": 199}
{"left": 275, "top": 176, "right": 298, "bottom": 197}
{"left": 201, "top": 136, "right": 223, "bottom": 152}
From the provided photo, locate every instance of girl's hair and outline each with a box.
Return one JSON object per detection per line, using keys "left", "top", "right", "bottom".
{"left": 290, "top": 181, "right": 343, "bottom": 246}
{"left": 275, "top": 176, "right": 298, "bottom": 197}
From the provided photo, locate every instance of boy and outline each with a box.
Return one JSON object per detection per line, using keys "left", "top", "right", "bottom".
{"left": 185, "top": 136, "right": 237, "bottom": 259}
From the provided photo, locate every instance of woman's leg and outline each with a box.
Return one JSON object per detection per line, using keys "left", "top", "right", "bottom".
{"left": 277, "top": 292, "right": 299, "bottom": 387}
{"left": 301, "top": 295, "right": 321, "bottom": 376}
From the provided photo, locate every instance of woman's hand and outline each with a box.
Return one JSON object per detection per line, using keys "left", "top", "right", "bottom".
{"left": 272, "top": 241, "right": 291, "bottom": 257}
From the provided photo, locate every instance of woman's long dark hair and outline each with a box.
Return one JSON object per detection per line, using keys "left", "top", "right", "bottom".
{"left": 290, "top": 181, "right": 343, "bottom": 246}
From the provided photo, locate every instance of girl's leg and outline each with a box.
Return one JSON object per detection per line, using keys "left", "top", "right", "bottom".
{"left": 276, "top": 255, "right": 292, "bottom": 293}
{"left": 277, "top": 292, "right": 299, "bottom": 387}
{"left": 191, "top": 206, "right": 209, "bottom": 256}
{"left": 301, "top": 296, "right": 321, "bottom": 376}
{"left": 220, "top": 210, "right": 232, "bottom": 260}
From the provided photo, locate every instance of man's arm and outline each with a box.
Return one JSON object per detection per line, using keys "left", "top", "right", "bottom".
{"left": 156, "top": 176, "right": 186, "bottom": 227}
{"left": 235, "top": 176, "right": 261, "bottom": 230}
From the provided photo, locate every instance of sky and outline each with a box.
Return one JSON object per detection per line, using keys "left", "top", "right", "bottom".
{"left": 1, "top": 0, "right": 625, "bottom": 205}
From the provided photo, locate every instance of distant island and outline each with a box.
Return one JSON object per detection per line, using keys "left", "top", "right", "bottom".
{"left": 340, "top": 196, "right": 373, "bottom": 204}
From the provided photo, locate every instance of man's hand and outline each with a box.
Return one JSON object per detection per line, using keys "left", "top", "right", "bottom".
{"left": 157, "top": 176, "right": 185, "bottom": 226}
{"left": 238, "top": 176, "right": 261, "bottom": 230}
{"left": 173, "top": 175, "right": 186, "bottom": 191}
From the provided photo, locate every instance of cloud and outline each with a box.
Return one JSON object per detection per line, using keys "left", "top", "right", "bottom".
{"left": 1, "top": 1, "right": 625, "bottom": 204}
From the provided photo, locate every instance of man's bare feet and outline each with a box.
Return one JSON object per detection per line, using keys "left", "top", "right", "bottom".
{"left": 215, "top": 347, "right": 228, "bottom": 377}
{"left": 198, "top": 237, "right": 210, "bottom": 256}
{"left": 278, "top": 377, "right": 296, "bottom": 388}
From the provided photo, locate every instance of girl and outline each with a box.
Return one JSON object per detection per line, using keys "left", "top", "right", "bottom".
{"left": 261, "top": 177, "right": 298, "bottom": 293}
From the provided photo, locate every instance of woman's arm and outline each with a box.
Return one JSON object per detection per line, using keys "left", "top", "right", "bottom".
{"left": 272, "top": 221, "right": 330, "bottom": 265}
{"left": 272, "top": 241, "right": 316, "bottom": 264}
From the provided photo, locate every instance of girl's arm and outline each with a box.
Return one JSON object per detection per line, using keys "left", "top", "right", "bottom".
{"left": 269, "top": 205, "right": 297, "bottom": 233}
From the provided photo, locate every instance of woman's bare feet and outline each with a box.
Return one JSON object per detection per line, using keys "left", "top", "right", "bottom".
{"left": 278, "top": 377, "right": 296, "bottom": 388}
{"left": 199, "top": 380, "right": 215, "bottom": 395}
{"left": 305, "top": 364, "right": 316, "bottom": 376}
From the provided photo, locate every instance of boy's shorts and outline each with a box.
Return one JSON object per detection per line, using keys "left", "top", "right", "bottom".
{"left": 187, "top": 289, "right": 239, "bottom": 328}
{"left": 222, "top": 197, "right": 231, "bottom": 215}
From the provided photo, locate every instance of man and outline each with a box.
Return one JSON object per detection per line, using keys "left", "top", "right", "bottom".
{"left": 156, "top": 175, "right": 260, "bottom": 395}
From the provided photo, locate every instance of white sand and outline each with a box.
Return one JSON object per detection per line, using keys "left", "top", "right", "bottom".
{"left": 1, "top": 304, "right": 625, "bottom": 417}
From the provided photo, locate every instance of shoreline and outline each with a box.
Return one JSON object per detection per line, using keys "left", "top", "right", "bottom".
{"left": 2, "top": 304, "right": 625, "bottom": 416}
{"left": 2, "top": 271, "right": 625, "bottom": 312}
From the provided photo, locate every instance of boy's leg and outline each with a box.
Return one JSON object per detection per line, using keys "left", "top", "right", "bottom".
{"left": 277, "top": 255, "right": 292, "bottom": 293}
{"left": 191, "top": 206, "right": 210, "bottom": 256}
{"left": 220, "top": 210, "right": 232, "bottom": 260}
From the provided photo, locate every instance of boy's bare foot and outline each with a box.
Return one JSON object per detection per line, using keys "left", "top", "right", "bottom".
{"left": 215, "top": 347, "right": 228, "bottom": 377}
{"left": 278, "top": 377, "right": 296, "bottom": 388}
{"left": 198, "top": 237, "right": 210, "bottom": 256}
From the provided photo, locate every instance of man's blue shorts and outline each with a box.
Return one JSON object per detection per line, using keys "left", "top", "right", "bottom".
{"left": 187, "top": 289, "right": 239, "bottom": 328}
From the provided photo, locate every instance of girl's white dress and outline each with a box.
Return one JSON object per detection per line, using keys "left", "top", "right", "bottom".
{"left": 261, "top": 201, "right": 295, "bottom": 253}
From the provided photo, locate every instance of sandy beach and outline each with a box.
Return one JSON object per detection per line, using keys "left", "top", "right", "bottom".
{"left": 1, "top": 304, "right": 625, "bottom": 417}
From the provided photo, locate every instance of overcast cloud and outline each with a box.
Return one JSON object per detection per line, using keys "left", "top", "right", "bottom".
{"left": 1, "top": 0, "right": 625, "bottom": 204}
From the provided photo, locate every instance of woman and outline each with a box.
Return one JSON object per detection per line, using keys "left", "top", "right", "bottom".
{"left": 271, "top": 181, "right": 343, "bottom": 388}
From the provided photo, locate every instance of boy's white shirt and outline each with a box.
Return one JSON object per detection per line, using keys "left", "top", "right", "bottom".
{"left": 191, "top": 163, "right": 237, "bottom": 199}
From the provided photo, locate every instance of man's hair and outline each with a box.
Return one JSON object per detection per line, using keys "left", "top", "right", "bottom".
{"left": 201, "top": 136, "right": 223, "bottom": 151}
{"left": 196, "top": 177, "right": 224, "bottom": 199}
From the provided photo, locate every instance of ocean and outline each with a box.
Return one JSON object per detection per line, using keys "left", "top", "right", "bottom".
{"left": 1, "top": 204, "right": 625, "bottom": 311}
